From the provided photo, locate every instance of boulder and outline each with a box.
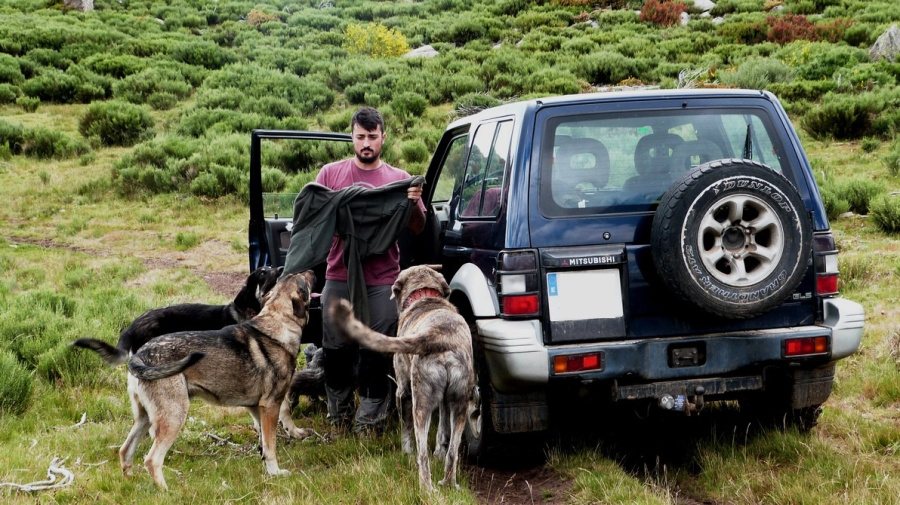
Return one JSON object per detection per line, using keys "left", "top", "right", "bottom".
{"left": 870, "top": 24, "right": 900, "bottom": 63}
{"left": 694, "top": 0, "right": 716, "bottom": 12}
{"left": 64, "top": 0, "right": 93, "bottom": 12}
{"left": 403, "top": 44, "right": 439, "bottom": 59}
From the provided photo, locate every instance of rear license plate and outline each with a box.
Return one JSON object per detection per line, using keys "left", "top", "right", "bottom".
{"left": 547, "top": 270, "right": 623, "bottom": 322}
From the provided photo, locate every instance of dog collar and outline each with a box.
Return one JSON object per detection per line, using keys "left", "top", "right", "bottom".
{"left": 403, "top": 287, "right": 444, "bottom": 310}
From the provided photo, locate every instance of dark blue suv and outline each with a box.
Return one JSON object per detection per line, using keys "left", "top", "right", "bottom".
{"left": 249, "top": 89, "right": 864, "bottom": 460}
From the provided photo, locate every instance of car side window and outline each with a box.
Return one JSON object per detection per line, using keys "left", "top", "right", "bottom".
{"left": 460, "top": 120, "right": 512, "bottom": 218}
{"left": 432, "top": 134, "right": 469, "bottom": 203}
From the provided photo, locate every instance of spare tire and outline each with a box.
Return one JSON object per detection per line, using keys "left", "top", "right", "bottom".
{"left": 651, "top": 159, "right": 812, "bottom": 319}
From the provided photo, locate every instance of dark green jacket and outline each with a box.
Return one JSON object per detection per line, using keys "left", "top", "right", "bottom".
{"left": 282, "top": 176, "right": 424, "bottom": 324}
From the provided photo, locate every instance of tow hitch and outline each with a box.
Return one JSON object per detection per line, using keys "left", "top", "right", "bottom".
{"left": 659, "top": 386, "right": 706, "bottom": 415}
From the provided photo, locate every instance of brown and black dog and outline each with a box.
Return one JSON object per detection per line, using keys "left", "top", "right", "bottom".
{"left": 72, "top": 266, "right": 313, "bottom": 438}
{"left": 121, "top": 271, "right": 315, "bottom": 489}
{"left": 327, "top": 265, "right": 474, "bottom": 491}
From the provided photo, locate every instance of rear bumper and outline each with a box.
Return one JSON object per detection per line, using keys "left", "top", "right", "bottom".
{"left": 476, "top": 297, "right": 864, "bottom": 394}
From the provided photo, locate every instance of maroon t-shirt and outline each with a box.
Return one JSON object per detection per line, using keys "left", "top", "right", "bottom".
{"left": 316, "top": 159, "right": 425, "bottom": 285}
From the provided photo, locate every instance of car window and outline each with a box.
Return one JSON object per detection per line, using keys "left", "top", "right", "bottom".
{"left": 540, "top": 109, "right": 789, "bottom": 216}
{"left": 460, "top": 120, "right": 512, "bottom": 218}
{"left": 432, "top": 134, "right": 468, "bottom": 203}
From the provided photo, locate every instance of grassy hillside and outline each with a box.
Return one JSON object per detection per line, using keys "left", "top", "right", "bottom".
{"left": 1, "top": 0, "right": 899, "bottom": 503}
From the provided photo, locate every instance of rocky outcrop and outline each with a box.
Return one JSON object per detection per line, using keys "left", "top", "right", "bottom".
{"left": 870, "top": 24, "right": 900, "bottom": 63}
{"left": 404, "top": 45, "right": 439, "bottom": 59}
{"left": 64, "top": 0, "right": 93, "bottom": 12}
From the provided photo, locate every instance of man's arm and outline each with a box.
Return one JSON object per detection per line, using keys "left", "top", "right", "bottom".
{"left": 407, "top": 183, "right": 425, "bottom": 234}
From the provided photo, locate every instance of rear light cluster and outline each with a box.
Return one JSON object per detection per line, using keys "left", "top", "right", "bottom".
{"left": 813, "top": 233, "right": 839, "bottom": 296}
{"left": 554, "top": 352, "right": 603, "bottom": 373}
{"left": 784, "top": 336, "right": 828, "bottom": 357}
{"left": 498, "top": 250, "right": 540, "bottom": 317}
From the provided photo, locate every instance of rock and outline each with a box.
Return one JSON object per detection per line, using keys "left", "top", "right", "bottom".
{"left": 693, "top": 0, "right": 716, "bottom": 12}
{"left": 64, "top": 0, "right": 93, "bottom": 11}
{"left": 870, "top": 24, "right": 900, "bottom": 63}
{"left": 403, "top": 44, "right": 439, "bottom": 59}
{"left": 680, "top": 12, "right": 690, "bottom": 25}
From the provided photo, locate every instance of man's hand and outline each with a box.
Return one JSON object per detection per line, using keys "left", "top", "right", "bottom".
{"left": 407, "top": 183, "right": 423, "bottom": 202}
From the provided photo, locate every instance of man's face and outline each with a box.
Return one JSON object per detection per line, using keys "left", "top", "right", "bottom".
{"left": 352, "top": 123, "right": 385, "bottom": 165}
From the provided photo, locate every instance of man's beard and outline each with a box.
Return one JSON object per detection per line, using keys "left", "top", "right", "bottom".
{"left": 356, "top": 148, "right": 379, "bottom": 165}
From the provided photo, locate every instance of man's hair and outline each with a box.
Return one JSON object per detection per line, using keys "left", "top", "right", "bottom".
{"left": 350, "top": 107, "right": 385, "bottom": 134}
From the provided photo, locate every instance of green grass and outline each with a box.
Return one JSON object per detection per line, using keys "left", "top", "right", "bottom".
{"left": 1, "top": 0, "right": 900, "bottom": 502}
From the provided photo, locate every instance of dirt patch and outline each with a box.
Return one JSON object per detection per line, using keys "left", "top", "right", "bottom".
{"left": 465, "top": 463, "right": 572, "bottom": 504}
{"left": 6, "top": 235, "right": 246, "bottom": 298}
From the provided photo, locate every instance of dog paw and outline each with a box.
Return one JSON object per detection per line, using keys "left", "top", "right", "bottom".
{"left": 287, "top": 427, "right": 316, "bottom": 440}
{"left": 437, "top": 479, "right": 460, "bottom": 491}
{"left": 269, "top": 468, "right": 290, "bottom": 477}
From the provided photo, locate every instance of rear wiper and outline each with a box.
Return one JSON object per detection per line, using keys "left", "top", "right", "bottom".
{"left": 742, "top": 123, "right": 753, "bottom": 160}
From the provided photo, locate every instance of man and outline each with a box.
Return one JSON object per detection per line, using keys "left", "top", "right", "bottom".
{"left": 314, "top": 107, "right": 425, "bottom": 433}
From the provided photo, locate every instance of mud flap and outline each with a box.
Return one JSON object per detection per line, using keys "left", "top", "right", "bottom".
{"left": 490, "top": 388, "right": 549, "bottom": 434}
{"left": 790, "top": 363, "right": 835, "bottom": 409}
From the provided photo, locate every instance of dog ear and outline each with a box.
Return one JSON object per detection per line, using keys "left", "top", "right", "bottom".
{"left": 290, "top": 289, "right": 308, "bottom": 320}
{"left": 391, "top": 276, "right": 403, "bottom": 300}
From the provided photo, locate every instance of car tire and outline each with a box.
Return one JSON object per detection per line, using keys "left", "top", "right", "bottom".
{"left": 651, "top": 159, "right": 812, "bottom": 319}
{"left": 464, "top": 331, "right": 500, "bottom": 463}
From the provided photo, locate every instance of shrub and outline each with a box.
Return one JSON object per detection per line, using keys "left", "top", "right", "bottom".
{"left": 79, "top": 101, "right": 154, "bottom": 147}
{"left": 719, "top": 57, "right": 795, "bottom": 89}
{"left": 800, "top": 93, "right": 876, "bottom": 140}
{"left": 400, "top": 139, "right": 430, "bottom": 163}
{"left": 344, "top": 23, "right": 409, "bottom": 58}
{"left": 23, "top": 127, "right": 90, "bottom": 159}
{"left": 640, "top": 0, "right": 689, "bottom": 27}
{"left": 822, "top": 186, "right": 851, "bottom": 220}
{"left": 0, "top": 351, "right": 32, "bottom": 416}
{"left": 766, "top": 79, "right": 836, "bottom": 102}
{"left": 174, "top": 231, "right": 199, "bottom": 250}
{"left": 81, "top": 54, "right": 148, "bottom": 79}
{"left": 113, "top": 67, "right": 192, "bottom": 104}
{"left": 189, "top": 164, "right": 245, "bottom": 198}
{"left": 21, "top": 68, "right": 79, "bottom": 102}
{"left": 16, "top": 95, "right": 39, "bottom": 112}
{"left": 861, "top": 138, "right": 880, "bottom": 153}
{"left": 247, "top": 9, "right": 280, "bottom": 27}
{"left": 869, "top": 194, "right": 900, "bottom": 234}
{"left": 840, "top": 178, "right": 884, "bottom": 215}
{"left": 242, "top": 97, "right": 295, "bottom": 119}
{"left": 709, "top": 0, "right": 766, "bottom": 16}
{"left": 390, "top": 91, "right": 428, "bottom": 120}
{"left": 261, "top": 167, "right": 288, "bottom": 193}
{"left": 0, "top": 119, "right": 25, "bottom": 154}
{"left": 717, "top": 19, "right": 769, "bottom": 45}
{"left": 171, "top": 40, "right": 237, "bottom": 70}
{"left": 0, "top": 54, "right": 25, "bottom": 85}
{"left": 147, "top": 92, "right": 178, "bottom": 110}
{"left": 883, "top": 142, "right": 900, "bottom": 177}
{"left": 454, "top": 92, "right": 502, "bottom": 114}
{"left": 0, "top": 83, "right": 19, "bottom": 104}
{"left": 576, "top": 51, "right": 645, "bottom": 85}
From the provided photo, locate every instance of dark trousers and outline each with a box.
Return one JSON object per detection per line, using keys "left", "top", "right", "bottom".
{"left": 321, "top": 280, "right": 397, "bottom": 426}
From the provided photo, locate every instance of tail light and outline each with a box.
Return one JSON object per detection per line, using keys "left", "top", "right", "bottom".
{"left": 784, "top": 336, "right": 828, "bottom": 357}
{"left": 813, "top": 233, "right": 839, "bottom": 296}
{"left": 554, "top": 352, "right": 604, "bottom": 373}
{"left": 498, "top": 250, "right": 540, "bottom": 317}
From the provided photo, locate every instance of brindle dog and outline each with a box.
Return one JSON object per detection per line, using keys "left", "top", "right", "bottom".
{"left": 120, "top": 271, "right": 315, "bottom": 489}
{"left": 327, "top": 265, "right": 474, "bottom": 491}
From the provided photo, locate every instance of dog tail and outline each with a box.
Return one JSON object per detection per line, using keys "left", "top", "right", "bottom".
{"left": 72, "top": 338, "right": 129, "bottom": 367}
{"left": 128, "top": 352, "right": 206, "bottom": 381}
{"left": 327, "top": 299, "right": 455, "bottom": 355}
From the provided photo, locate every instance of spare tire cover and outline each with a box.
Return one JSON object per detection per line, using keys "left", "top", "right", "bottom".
{"left": 651, "top": 159, "right": 812, "bottom": 319}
